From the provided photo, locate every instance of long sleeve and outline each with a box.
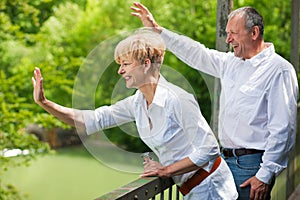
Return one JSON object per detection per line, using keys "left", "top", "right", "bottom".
{"left": 161, "top": 28, "right": 229, "bottom": 78}
{"left": 172, "top": 89, "right": 220, "bottom": 168}
{"left": 82, "top": 96, "right": 136, "bottom": 135}
{"left": 256, "top": 65, "right": 298, "bottom": 183}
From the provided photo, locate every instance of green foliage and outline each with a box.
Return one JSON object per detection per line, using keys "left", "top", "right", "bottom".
{"left": 0, "top": 181, "right": 24, "bottom": 200}
{"left": 0, "top": 66, "right": 52, "bottom": 199}
{"left": 234, "top": 0, "right": 292, "bottom": 58}
{"left": 0, "top": 0, "right": 298, "bottom": 198}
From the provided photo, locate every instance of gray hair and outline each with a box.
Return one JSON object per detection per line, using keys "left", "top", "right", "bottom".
{"left": 228, "top": 7, "right": 264, "bottom": 38}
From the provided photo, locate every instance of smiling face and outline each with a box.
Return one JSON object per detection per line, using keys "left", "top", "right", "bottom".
{"left": 117, "top": 56, "right": 146, "bottom": 89}
{"left": 225, "top": 15, "right": 254, "bottom": 59}
{"left": 114, "top": 30, "right": 166, "bottom": 89}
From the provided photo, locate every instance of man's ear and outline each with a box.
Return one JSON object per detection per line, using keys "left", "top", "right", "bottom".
{"left": 252, "top": 26, "right": 260, "bottom": 40}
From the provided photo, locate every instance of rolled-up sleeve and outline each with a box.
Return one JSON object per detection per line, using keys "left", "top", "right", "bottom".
{"left": 82, "top": 96, "right": 136, "bottom": 135}
{"left": 174, "top": 93, "right": 220, "bottom": 168}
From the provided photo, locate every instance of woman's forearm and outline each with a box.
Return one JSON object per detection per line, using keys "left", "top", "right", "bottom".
{"left": 165, "top": 157, "right": 207, "bottom": 177}
{"left": 37, "top": 99, "right": 86, "bottom": 131}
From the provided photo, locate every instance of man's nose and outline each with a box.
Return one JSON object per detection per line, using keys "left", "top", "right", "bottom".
{"left": 225, "top": 33, "right": 232, "bottom": 44}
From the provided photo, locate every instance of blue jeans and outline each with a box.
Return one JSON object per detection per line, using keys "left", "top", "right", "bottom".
{"left": 222, "top": 152, "right": 264, "bottom": 200}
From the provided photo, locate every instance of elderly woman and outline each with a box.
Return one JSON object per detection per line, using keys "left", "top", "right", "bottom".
{"left": 32, "top": 30, "right": 238, "bottom": 199}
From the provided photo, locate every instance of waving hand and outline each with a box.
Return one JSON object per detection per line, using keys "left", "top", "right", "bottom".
{"left": 130, "top": 2, "right": 162, "bottom": 33}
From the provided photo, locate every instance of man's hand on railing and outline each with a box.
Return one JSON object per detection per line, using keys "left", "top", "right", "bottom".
{"left": 141, "top": 158, "right": 170, "bottom": 178}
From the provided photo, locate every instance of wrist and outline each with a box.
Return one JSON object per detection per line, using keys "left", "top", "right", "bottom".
{"left": 256, "top": 167, "right": 274, "bottom": 184}
{"left": 164, "top": 165, "right": 172, "bottom": 177}
{"left": 154, "top": 25, "right": 163, "bottom": 33}
{"left": 37, "top": 98, "right": 49, "bottom": 107}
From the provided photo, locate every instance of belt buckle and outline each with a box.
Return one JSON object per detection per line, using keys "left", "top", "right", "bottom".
{"left": 232, "top": 149, "right": 238, "bottom": 157}
{"left": 222, "top": 148, "right": 233, "bottom": 158}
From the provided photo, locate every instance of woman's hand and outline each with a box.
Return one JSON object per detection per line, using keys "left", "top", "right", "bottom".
{"left": 141, "top": 158, "right": 170, "bottom": 178}
{"left": 32, "top": 67, "right": 46, "bottom": 105}
{"left": 130, "top": 2, "right": 162, "bottom": 33}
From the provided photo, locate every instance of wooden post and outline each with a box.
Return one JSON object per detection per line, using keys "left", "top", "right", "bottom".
{"left": 212, "top": 0, "right": 233, "bottom": 137}
{"left": 287, "top": 0, "right": 300, "bottom": 197}
{"left": 290, "top": 0, "right": 300, "bottom": 73}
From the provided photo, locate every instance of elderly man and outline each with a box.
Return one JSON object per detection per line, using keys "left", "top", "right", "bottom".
{"left": 131, "top": 2, "right": 298, "bottom": 200}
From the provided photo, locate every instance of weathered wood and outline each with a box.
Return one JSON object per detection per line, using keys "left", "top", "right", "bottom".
{"left": 212, "top": 0, "right": 233, "bottom": 136}
{"left": 96, "top": 177, "right": 176, "bottom": 200}
{"left": 290, "top": 0, "right": 300, "bottom": 73}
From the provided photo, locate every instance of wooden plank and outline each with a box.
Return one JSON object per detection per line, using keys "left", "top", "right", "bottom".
{"left": 96, "top": 177, "right": 175, "bottom": 200}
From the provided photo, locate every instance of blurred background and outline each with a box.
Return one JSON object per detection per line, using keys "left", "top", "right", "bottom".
{"left": 0, "top": 0, "right": 298, "bottom": 199}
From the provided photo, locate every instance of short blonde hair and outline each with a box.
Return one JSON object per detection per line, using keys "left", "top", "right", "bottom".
{"left": 114, "top": 29, "right": 166, "bottom": 66}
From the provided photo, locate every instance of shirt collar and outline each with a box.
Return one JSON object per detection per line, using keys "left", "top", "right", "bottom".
{"left": 134, "top": 74, "right": 168, "bottom": 108}
{"left": 246, "top": 43, "right": 275, "bottom": 67}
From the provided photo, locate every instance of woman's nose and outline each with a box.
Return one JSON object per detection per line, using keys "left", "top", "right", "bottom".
{"left": 118, "top": 65, "right": 124, "bottom": 75}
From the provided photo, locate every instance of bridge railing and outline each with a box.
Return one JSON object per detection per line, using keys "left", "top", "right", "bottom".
{"left": 96, "top": 177, "right": 182, "bottom": 200}
{"left": 97, "top": 105, "right": 300, "bottom": 200}
{"left": 272, "top": 104, "right": 300, "bottom": 200}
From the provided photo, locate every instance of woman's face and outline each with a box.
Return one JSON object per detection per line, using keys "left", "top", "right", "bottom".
{"left": 117, "top": 57, "right": 146, "bottom": 89}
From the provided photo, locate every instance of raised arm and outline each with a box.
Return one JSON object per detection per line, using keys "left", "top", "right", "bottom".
{"left": 32, "top": 67, "right": 85, "bottom": 131}
{"left": 130, "top": 2, "right": 162, "bottom": 33}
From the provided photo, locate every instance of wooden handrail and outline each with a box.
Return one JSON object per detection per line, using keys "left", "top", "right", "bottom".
{"left": 96, "top": 104, "right": 300, "bottom": 199}
{"left": 96, "top": 177, "right": 180, "bottom": 200}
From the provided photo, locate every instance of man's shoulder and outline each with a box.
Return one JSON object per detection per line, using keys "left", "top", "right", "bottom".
{"left": 270, "top": 53, "right": 294, "bottom": 72}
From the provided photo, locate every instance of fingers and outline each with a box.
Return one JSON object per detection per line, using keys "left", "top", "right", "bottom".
{"left": 143, "top": 156, "right": 151, "bottom": 163}
{"left": 245, "top": 177, "right": 269, "bottom": 200}
{"left": 240, "top": 178, "right": 251, "bottom": 188}
{"left": 33, "top": 67, "right": 39, "bottom": 81}
{"left": 141, "top": 167, "right": 158, "bottom": 177}
{"left": 34, "top": 67, "right": 41, "bottom": 79}
{"left": 130, "top": 2, "right": 150, "bottom": 18}
{"left": 31, "top": 76, "right": 36, "bottom": 86}
{"left": 252, "top": 189, "right": 264, "bottom": 200}
{"left": 131, "top": 2, "right": 149, "bottom": 12}
{"left": 130, "top": 2, "right": 162, "bottom": 32}
{"left": 32, "top": 67, "right": 45, "bottom": 103}
{"left": 33, "top": 67, "right": 43, "bottom": 85}
{"left": 140, "top": 172, "right": 157, "bottom": 177}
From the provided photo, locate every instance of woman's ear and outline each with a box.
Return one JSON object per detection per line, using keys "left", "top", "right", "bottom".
{"left": 144, "top": 59, "right": 151, "bottom": 66}
{"left": 143, "top": 59, "right": 151, "bottom": 74}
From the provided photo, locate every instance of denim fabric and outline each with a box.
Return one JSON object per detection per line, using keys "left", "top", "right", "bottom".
{"left": 222, "top": 152, "right": 263, "bottom": 200}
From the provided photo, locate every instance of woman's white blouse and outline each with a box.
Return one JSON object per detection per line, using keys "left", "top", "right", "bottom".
{"left": 82, "top": 75, "right": 220, "bottom": 185}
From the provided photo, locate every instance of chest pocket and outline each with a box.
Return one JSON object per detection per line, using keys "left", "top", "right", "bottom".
{"left": 221, "top": 77, "right": 236, "bottom": 107}
{"left": 236, "top": 85, "right": 263, "bottom": 118}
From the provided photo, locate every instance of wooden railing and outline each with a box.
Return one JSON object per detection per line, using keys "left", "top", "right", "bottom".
{"left": 272, "top": 104, "right": 300, "bottom": 200}
{"left": 97, "top": 105, "right": 300, "bottom": 200}
{"left": 96, "top": 177, "right": 181, "bottom": 200}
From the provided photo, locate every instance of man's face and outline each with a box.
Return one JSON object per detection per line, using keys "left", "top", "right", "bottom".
{"left": 225, "top": 15, "right": 254, "bottom": 59}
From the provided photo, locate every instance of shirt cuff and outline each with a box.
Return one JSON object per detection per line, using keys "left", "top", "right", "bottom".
{"left": 188, "top": 152, "right": 219, "bottom": 172}
{"left": 82, "top": 110, "right": 98, "bottom": 135}
{"left": 256, "top": 167, "right": 275, "bottom": 184}
{"left": 161, "top": 28, "right": 173, "bottom": 44}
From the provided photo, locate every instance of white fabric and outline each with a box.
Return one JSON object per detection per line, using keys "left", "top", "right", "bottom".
{"left": 83, "top": 75, "right": 238, "bottom": 199}
{"left": 185, "top": 158, "right": 237, "bottom": 200}
{"left": 161, "top": 28, "right": 299, "bottom": 184}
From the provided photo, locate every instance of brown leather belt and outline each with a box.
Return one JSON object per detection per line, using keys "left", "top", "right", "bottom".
{"left": 222, "top": 148, "right": 264, "bottom": 157}
{"left": 179, "top": 156, "right": 221, "bottom": 196}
